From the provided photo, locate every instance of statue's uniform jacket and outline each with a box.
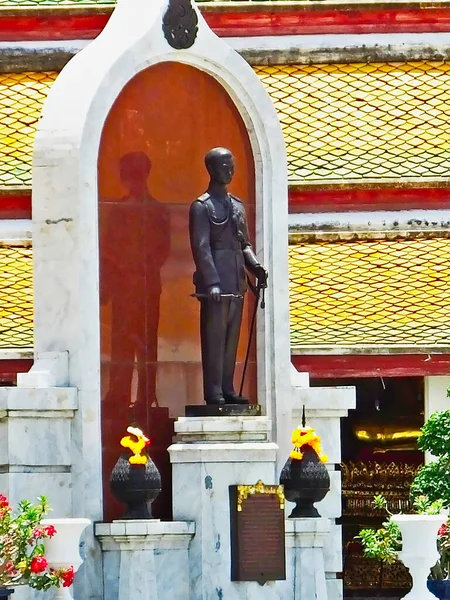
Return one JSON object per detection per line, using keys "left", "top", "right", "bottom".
{"left": 189, "top": 192, "right": 259, "bottom": 294}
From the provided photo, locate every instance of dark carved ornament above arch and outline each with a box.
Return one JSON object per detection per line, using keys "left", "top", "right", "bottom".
{"left": 162, "top": 0, "right": 198, "bottom": 50}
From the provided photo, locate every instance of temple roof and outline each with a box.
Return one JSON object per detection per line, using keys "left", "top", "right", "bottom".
{"left": 1, "top": 62, "right": 450, "bottom": 188}
{"left": 256, "top": 62, "right": 450, "bottom": 182}
{"left": 0, "top": 71, "right": 55, "bottom": 188}
{"left": 289, "top": 236, "right": 450, "bottom": 349}
{"left": 3, "top": 236, "right": 450, "bottom": 350}
{"left": 0, "top": 246, "right": 32, "bottom": 348}
{"left": 1, "top": 63, "right": 450, "bottom": 350}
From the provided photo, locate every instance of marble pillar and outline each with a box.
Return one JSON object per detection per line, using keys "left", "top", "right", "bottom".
{"left": 95, "top": 520, "right": 195, "bottom": 600}
{"left": 0, "top": 383, "right": 77, "bottom": 513}
{"left": 168, "top": 416, "right": 285, "bottom": 600}
{"left": 291, "top": 382, "right": 356, "bottom": 600}
{"left": 285, "top": 518, "right": 331, "bottom": 600}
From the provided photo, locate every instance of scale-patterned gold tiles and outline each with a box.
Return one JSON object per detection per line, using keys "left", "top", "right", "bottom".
{"left": 289, "top": 236, "right": 450, "bottom": 348}
{"left": 0, "top": 246, "right": 33, "bottom": 348}
{"left": 0, "top": 72, "right": 56, "bottom": 187}
{"left": 255, "top": 62, "right": 450, "bottom": 182}
{"left": 3, "top": 63, "right": 450, "bottom": 187}
{"left": 5, "top": 237, "right": 450, "bottom": 350}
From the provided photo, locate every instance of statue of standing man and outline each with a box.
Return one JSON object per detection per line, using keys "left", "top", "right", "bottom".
{"left": 189, "top": 147, "right": 268, "bottom": 406}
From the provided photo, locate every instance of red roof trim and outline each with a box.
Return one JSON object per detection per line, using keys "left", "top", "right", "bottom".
{"left": 292, "top": 354, "right": 450, "bottom": 378}
{"left": 0, "top": 355, "right": 448, "bottom": 381}
{"left": 204, "top": 5, "right": 450, "bottom": 36}
{"left": 2, "top": 186, "right": 450, "bottom": 220}
{"left": 0, "top": 13, "right": 108, "bottom": 41}
{"left": 0, "top": 359, "right": 33, "bottom": 384}
{"left": 0, "top": 3, "right": 450, "bottom": 41}
{"left": 0, "top": 194, "right": 32, "bottom": 219}
{"left": 289, "top": 186, "right": 450, "bottom": 213}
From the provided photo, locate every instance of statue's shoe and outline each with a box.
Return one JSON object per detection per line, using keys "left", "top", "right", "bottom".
{"left": 224, "top": 393, "right": 249, "bottom": 405}
{"left": 206, "top": 395, "right": 226, "bottom": 405}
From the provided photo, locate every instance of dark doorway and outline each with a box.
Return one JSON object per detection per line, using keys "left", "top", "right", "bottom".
{"left": 312, "top": 376, "right": 424, "bottom": 599}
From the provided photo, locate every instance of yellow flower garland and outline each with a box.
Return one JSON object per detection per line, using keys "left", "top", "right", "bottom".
{"left": 120, "top": 426, "right": 150, "bottom": 465}
{"left": 290, "top": 426, "right": 328, "bottom": 463}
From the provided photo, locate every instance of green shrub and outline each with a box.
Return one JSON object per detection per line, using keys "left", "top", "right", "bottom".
{"left": 411, "top": 408, "right": 450, "bottom": 508}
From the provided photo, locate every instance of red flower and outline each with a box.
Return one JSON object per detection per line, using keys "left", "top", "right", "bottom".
{"left": 30, "top": 556, "right": 48, "bottom": 573}
{"left": 0, "top": 495, "right": 9, "bottom": 509}
{"left": 33, "top": 524, "right": 56, "bottom": 539}
{"left": 438, "top": 523, "right": 448, "bottom": 537}
{"left": 5, "top": 562, "right": 15, "bottom": 573}
{"left": 61, "top": 566, "right": 74, "bottom": 587}
{"left": 33, "top": 527, "right": 44, "bottom": 538}
{"left": 44, "top": 525, "right": 57, "bottom": 538}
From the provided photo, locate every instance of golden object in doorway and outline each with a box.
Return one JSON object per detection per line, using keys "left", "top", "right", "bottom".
{"left": 353, "top": 423, "right": 421, "bottom": 452}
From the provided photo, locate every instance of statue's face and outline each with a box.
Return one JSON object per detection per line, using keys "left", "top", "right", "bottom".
{"left": 210, "top": 154, "right": 235, "bottom": 185}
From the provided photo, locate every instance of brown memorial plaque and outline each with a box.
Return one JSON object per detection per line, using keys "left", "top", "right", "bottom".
{"left": 229, "top": 480, "right": 286, "bottom": 584}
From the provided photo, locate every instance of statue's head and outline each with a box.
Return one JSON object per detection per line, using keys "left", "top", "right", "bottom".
{"left": 205, "top": 147, "right": 235, "bottom": 185}
{"left": 119, "top": 152, "right": 151, "bottom": 194}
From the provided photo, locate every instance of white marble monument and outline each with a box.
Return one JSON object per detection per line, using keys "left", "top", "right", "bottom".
{"left": 0, "top": 0, "right": 358, "bottom": 597}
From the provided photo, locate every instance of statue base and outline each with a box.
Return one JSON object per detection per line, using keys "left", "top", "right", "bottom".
{"left": 185, "top": 404, "right": 261, "bottom": 417}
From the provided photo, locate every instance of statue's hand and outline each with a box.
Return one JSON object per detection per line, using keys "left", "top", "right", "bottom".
{"left": 209, "top": 286, "right": 222, "bottom": 302}
{"left": 255, "top": 265, "right": 268, "bottom": 289}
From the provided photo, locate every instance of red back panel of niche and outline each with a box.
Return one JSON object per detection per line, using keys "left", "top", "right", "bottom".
{"left": 98, "top": 61, "right": 256, "bottom": 521}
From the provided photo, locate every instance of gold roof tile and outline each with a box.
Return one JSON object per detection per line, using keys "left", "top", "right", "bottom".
{"left": 0, "top": 71, "right": 57, "bottom": 187}
{"left": 3, "top": 63, "right": 450, "bottom": 186}
{"left": 8, "top": 236, "right": 450, "bottom": 351}
{"left": 289, "top": 236, "right": 450, "bottom": 348}
{"left": 0, "top": 246, "right": 33, "bottom": 348}
{"left": 255, "top": 61, "right": 450, "bottom": 181}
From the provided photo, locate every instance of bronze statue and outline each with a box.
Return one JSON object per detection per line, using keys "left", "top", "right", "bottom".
{"left": 189, "top": 147, "right": 268, "bottom": 405}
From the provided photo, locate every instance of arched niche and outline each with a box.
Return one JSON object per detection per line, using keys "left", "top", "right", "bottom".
{"left": 98, "top": 61, "right": 257, "bottom": 521}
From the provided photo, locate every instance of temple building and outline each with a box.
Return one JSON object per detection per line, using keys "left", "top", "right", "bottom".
{"left": 0, "top": 0, "right": 450, "bottom": 598}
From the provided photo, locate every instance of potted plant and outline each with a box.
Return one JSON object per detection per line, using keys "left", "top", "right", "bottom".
{"left": 358, "top": 494, "right": 444, "bottom": 599}
{"left": 391, "top": 503, "right": 445, "bottom": 600}
{"left": 0, "top": 494, "right": 76, "bottom": 598}
{"left": 409, "top": 407, "right": 450, "bottom": 598}
{"left": 427, "top": 520, "right": 450, "bottom": 599}
{"left": 358, "top": 407, "right": 450, "bottom": 599}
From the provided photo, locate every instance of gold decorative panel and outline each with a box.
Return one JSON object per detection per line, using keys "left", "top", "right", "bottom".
{"left": 343, "top": 553, "right": 411, "bottom": 591}
{"left": 255, "top": 62, "right": 450, "bottom": 182}
{"left": 0, "top": 246, "right": 33, "bottom": 348}
{"left": 0, "top": 72, "right": 57, "bottom": 187}
{"left": 341, "top": 461, "right": 421, "bottom": 517}
{"left": 289, "top": 236, "right": 450, "bottom": 348}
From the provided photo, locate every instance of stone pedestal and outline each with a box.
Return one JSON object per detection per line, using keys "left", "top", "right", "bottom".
{"left": 95, "top": 520, "right": 195, "bottom": 600}
{"left": 285, "top": 518, "right": 331, "bottom": 600}
{"left": 291, "top": 382, "right": 356, "bottom": 600}
{"left": 168, "top": 416, "right": 281, "bottom": 600}
{"left": 0, "top": 384, "right": 77, "bottom": 513}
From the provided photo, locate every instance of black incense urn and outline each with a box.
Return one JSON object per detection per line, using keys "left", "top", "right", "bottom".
{"left": 280, "top": 440, "right": 330, "bottom": 518}
{"left": 280, "top": 408, "right": 331, "bottom": 518}
{"left": 110, "top": 453, "right": 162, "bottom": 519}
